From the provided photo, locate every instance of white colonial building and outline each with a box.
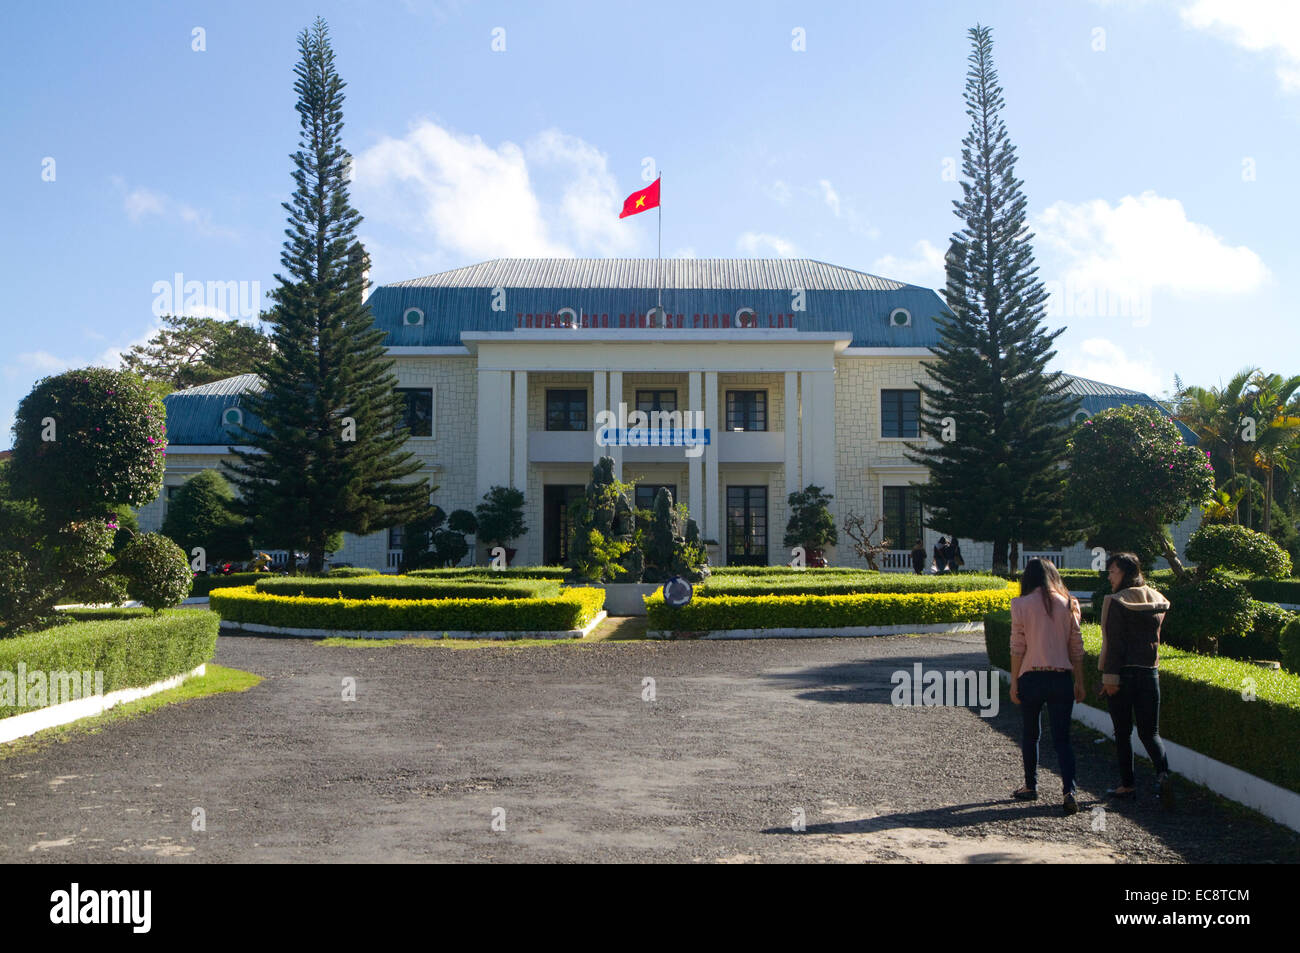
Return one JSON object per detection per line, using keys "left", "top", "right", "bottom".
{"left": 137, "top": 258, "right": 1197, "bottom": 571}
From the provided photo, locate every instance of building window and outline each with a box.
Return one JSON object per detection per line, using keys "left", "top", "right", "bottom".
{"left": 882, "top": 486, "right": 923, "bottom": 550}
{"left": 634, "top": 484, "right": 678, "bottom": 513}
{"left": 881, "top": 389, "right": 920, "bottom": 438}
{"left": 388, "top": 524, "right": 405, "bottom": 551}
{"left": 726, "top": 390, "right": 767, "bottom": 432}
{"left": 636, "top": 390, "right": 677, "bottom": 414}
{"left": 546, "top": 389, "right": 588, "bottom": 431}
{"left": 395, "top": 388, "right": 434, "bottom": 437}
{"left": 162, "top": 485, "right": 179, "bottom": 521}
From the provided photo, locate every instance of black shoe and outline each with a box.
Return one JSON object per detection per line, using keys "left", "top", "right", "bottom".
{"left": 1105, "top": 787, "right": 1137, "bottom": 800}
{"left": 1063, "top": 793, "right": 1079, "bottom": 816}
{"left": 1156, "top": 774, "right": 1175, "bottom": 812}
{"left": 1012, "top": 787, "right": 1038, "bottom": 801}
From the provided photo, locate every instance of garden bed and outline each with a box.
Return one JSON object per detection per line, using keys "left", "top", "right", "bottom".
{"left": 253, "top": 575, "right": 561, "bottom": 600}
{"left": 210, "top": 585, "right": 605, "bottom": 635}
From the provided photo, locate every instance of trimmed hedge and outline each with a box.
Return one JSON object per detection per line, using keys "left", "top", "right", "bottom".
{"left": 700, "top": 572, "right": 1007, "bottom": 597}
{"left": 646, "top": 583, "right": 1016, "bottom": 633}
{"left": 0, "top": 609, "right": 218, "bottom": 717}
{"left": 191, "top": 573, "right": 273, "bottom": 596}
{"left": 984, "top": 610, "right": 1300, "bottom": 794}
{"left": 252, "top": 576, "right": 560, "bottom": 600}
{"left": 210, "top": 586, "right": 605, "bottom": 633}
{"left": 325, "top": 567, "right": 381, "bottom": 577}
{"left": 1239, "top": 577, "right": 1300, "bottom": 605}
{"left": 706, "top": 566, "right": 869, "bottom": 576}
{"left": 406, "top": 567, "right": 570, "bottom": 580}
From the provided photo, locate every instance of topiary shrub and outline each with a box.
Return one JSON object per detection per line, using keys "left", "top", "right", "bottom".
{"left": 1281, "top": 618, "right": 1300, "bottom": 674}
{"left": 113, "top": 533, "right": 194, "bottom": 611}
{"left": 1159, "top": 570, "right": 1253, "bottom": 654}
{"left": 1228, "top": 601, "right": 1295, "bottom": 661}
{"left": 1186, "top": 524, "right": 1292, "bottom": 579}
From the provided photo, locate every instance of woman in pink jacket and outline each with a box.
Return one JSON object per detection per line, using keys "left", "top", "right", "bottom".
{"left": 1009, "top": 558, "right": 1087, "bottom": 815}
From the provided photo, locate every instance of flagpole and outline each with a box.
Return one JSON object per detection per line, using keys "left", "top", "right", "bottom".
{"left": 657, "top": 171, "right": 662, "bottom": 313}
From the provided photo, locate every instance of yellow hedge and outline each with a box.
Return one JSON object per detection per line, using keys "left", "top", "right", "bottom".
{"left": 646, "top": 582, "right": 1016, "bottom": 632}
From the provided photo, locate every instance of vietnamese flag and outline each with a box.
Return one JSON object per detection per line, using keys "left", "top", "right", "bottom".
{"left": 619, "top": 178, "right": 660, "bottom": 219}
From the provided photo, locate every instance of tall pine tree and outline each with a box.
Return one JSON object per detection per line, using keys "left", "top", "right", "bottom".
{"left": 906, "top": 24, "right": 1079, "bottom": 575}
{"left": 225, "top": 18, "right": 430, "bottom": 573}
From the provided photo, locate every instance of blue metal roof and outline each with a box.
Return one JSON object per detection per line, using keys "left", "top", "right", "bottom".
{"left": 1061, "top": 374, "right": 1196, "bottom": 443}
{"left": 163, "top": 374, "right": 266, "bottom": 446}
{"left": 367, "top": 257, "right": 952, "bottom": 348}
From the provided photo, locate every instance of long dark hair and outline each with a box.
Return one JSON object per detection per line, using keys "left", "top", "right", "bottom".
{"left": 1106, "top": 552, "right": 1145, "bottom": 590}
{"left": 1020, "top": 557, "right": 1071, "bottom": 616}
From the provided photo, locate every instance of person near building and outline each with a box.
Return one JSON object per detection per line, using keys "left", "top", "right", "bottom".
{"left": 910, "top": 539, "right": 927, "bottom": 574}
{"left": 1099, "top": 552, "right": 1175, "bottom": 810}
{"left": 1009, "top": 557, "right": 1086, "bottom": 816}
{"left": 933, "top": 536, "right": 949, "bottom": 575}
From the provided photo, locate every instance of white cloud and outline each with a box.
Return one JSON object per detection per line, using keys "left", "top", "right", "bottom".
{"left": 736, "top": 232, "right": 798, "bottom": 257}
{"left": 871, "top": 239, "right": 946, "bottom": 287}
{"left": 1034, "top": 191, "right": 1269, "bottom": 304}
{"left": 764, "top": 179, "right": 792, "bottom": 204}
{"left": 115, "top": 179, "right": 237, "bottom": 239}
{"left": 818, "top": 179, "right": 841, "bottom": 217}
{"left": 352, "top": 120, "right": 637, "bottom": 263}
{"left": 1060, "top": 337, "right": 1166, "bottom": 396}
{"left": 1179, "top": 0, "right": 1300, "bottom": 91}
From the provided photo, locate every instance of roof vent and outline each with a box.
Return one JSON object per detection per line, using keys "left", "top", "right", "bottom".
{"left": 889, "top": 307, "right": 912, "bottom": 328}
{"left": 647, "top": 306, "right": 666, "bottom": 328}
{"left": 736, "top": 308, "right": 758, "bottom": 328}
{"left": 222, "top": 407, "right": 244, "bottom": 428}
{"left": 557, "top": 307, "right": 580, "bottom": 329}
{"left": 402, "top": 307, "right": 425, "bottom": 326}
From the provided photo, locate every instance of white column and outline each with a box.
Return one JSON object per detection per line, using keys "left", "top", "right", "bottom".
{"left": 592, "top": 371, "right": 607, "bottom": 466}
{"left": 476, "top": 369, "right": 512, "bottom": 500}
{"left": 784, "top": 371, "right": 800, "bottom": 494}
{"left": 688, "top": 371, "right": 703, "bottom": 530}
{"left": 608, "top": 370, "right": 623, "bottom": 481}
{"left": 511, "top": 370, "right": 528, "bottom": 491}
{"left": 704, "top": 370, "right": 720, "bottom": 559}
{"left": 806, "top": 370, "right": 837, "bottom": 495}
{"left": 800, "top": 371, "right": 814, "bottom": 492}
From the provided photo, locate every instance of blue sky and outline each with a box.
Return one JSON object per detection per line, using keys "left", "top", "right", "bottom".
{"left": 3, "top": 0, "right": 1299, "bottom": 448}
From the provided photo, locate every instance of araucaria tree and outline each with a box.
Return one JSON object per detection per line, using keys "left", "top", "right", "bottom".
{"left": 907, "top": 24, "right": 1079, "bottom": 574}
{"left": 225, "top": 18, "right": 430, "bottom": 573}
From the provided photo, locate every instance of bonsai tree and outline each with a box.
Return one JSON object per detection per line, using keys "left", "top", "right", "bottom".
{"left": 641, "top": 487, "right": 708, "bottom": 583}
{"left": 1, "top": 367, "right": 189, "bottom": 633}
{"left": 1068, "top": 404, "right": 1215, "bottom": 579}
{"left": 161, "top": 469, "right": 252, "bottom": 568}
{"left": 784, "top": 484, "right": 837, "bottom": 566}
{"left": 475, "top": 485, "right": 527, "bottom": 562}
{"left": 567, "top": 457, "right": 643, "bottom": 582}
{"left": 403, "top": 504, "right": 478, "bottom": 570}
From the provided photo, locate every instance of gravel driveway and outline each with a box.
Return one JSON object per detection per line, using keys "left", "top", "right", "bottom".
{"left": 1, "top": 631, "right": 1295, "bottom": 863}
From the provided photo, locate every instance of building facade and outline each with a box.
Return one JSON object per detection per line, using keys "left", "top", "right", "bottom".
{"left": 138, "top": 258, "right": 1197, "bottom": 571}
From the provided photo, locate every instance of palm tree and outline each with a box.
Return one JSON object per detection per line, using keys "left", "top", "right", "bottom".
{"left": 1247, "top": 372, "right": 1300, "bottom": 535}
{"left": 1174, "top": 367, "right": 1259, "bottom": 524}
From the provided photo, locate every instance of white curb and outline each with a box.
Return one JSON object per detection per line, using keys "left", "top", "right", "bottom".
{"left": 647, "top": 621, "right": 986, "bottom": 640}
{"left": 994, "top": 668, "right": 1300, "bottom": 832}
{"left": 0, "top": 665, "right": 207, "bottom": 745}
{"left": 219, "top": 610, "right": 607, "bottom": 641}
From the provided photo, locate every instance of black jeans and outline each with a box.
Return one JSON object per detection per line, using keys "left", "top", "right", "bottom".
{"left": 1107, "top": 666, "right": 1170, "bottom": 786}
{"left": 1018, "top": 671, "right": 1076, "bottom": 796}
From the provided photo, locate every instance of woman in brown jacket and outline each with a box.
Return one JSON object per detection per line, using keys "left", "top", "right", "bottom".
{"left": 1099, "top": 552, "right": 1174, "bottom": 810}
